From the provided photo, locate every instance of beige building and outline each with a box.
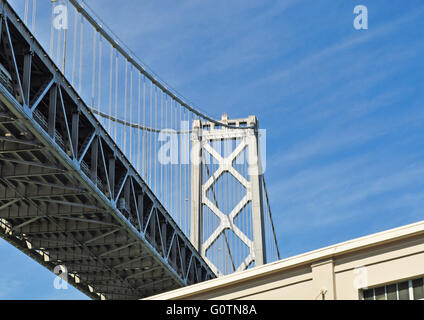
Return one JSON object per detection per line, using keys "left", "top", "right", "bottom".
{"left": 146, "top": 220, "right": 424, "bottom": 300}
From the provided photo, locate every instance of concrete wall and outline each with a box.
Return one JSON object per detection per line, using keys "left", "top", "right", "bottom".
{"left": 146, "top": 220, "right": 424, "bottom": 300}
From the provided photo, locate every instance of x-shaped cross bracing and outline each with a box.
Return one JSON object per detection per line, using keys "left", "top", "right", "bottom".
{"left": 200, "top": 136, "right": 255, "bottom": 274}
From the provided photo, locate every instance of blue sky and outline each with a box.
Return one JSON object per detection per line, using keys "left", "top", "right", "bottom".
{"left": 1, "top": 0, "right": 424, "bottom": 299}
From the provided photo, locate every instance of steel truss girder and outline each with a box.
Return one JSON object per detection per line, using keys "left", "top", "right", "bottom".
{"left": 0, "top": 0, "right": 215, "bottom": 300}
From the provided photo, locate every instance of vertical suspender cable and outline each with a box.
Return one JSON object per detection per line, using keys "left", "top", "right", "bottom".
{"left": 246, "top": 146, "right": 249, "bottom": 266}
{"left": 241, "top": 143, "right": 244, "bottom": 267}
{"left": 56, "top": 15, "right": 62, "bottom": 67}
{"left": 187, "top": 108, "right": 190, "bottom": 231}
{"left": 179, "top": 104, "right": 182, "bottom": 228}
{"left": 78, "top": 15, "right": 83, "bottom": 95}
{"left": 24, "top": 0, "right": 29, "bottom": 25}
{"left": 174, "top": 102, "right": 177, "bottom": 225}
{"left": 123, "top": 60, "right": 128, "bottom": 155}
{"left": 232, "top": 139, "right": 237, "bottom": 267}
{"left": 170, "top": 99, "right": 173, "bottom": 216}
{"left": 49, "top": 1, "right": 55, "bottom": 59}
{"left": 160, "top": 91, "right": 163, "bottom": 199}
{"left": 176, "top": 101, "right": 179, "bottom": 223}
{"left": 62, "top": 28, "right": 67, "bottom": 74}
{"left": 231, "top": 138, "right": 234, "bottom": 268}
{"left": 97, "top": 35, "right": 103, "bottom": 115}
{"left": 146, "top": 81, "right": 149, "bottom": 184}
{"left": 155, "top": 88, "right": 159, "bottom": 195}
{"left": 61, "top": 0, "right": 68, "bottom": 74}
{"left": 219, "top": 137, "right": 222, "bottom": 272}
{"left": 137, "top": 72, "right": 142, "bottom": 173}
{"left": 71, "top": 8, "right": 78, "bottom": 87}
{"left": 156, "top": 88, "right": 159, "bottom": 196}
{"left": 224, "top": 142, "right": 227, "bottom": 273}
{"left": 247, "top": 148, "right": 251, "bottom": 266}
{"left": 215, "top": 130, "right": 218, "bottom": 271}
{"left": 241, "top": 146, "right": 245, "bottom": 266}
{"left": 108, "top": 46, "right": 113, "bottom": 133}
{"left": 147, "top": 81, "right": 151, "bottom": 185}
{"left": 129, "top": 66, "right": 134, "bottom": 164}
{"left": 242, "top": 147, "right": 245, "bottom": 267}
{"left": 240, "top": 146, "right": 243, "bottom": 267}
{"left": 183, "top": 109, "right": 186, "bottom": 234}
{"left": 242, "top": 145, "right": 245, "bottom": 266}
{"left": 226, "top": 142, "right": 229, "bottom": 273}
{"left": 176, "top": 102, "right": 180, "bottom": 225}
{"left": 189, "top": 111, "right": 192, "bottom": 236}
{"left": 183, "top": 108, "right": 187, "bottom": 234}
{"left": 164, "top": 95, "right": 168, "bottom": 209}
{"left": 187, "top": 110, "right": 190, "bottom": 235}
{"left": 149, "top": 82, "right": 153, "bottom": 187}
{"left": 143, "top": 76, "right": 147, "bottom": 180}
{"left": 114, "top": 52, "right": 119, "bottom": 142}
{"left": 31, "top": 0, "right": 37, "bottom": 34}
{"left": 154, "top": 86, "right": 157, "bottom": 195}
{"left": 91, "top": 29, "right": 97, "bottom": 108}
{"left": 234, "top": 142, "right": 238, "bottom": 267}
{"left": 238, "top": 139, "right": 241, "bottom": 265}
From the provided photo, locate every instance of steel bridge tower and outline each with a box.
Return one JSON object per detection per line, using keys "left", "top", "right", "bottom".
{"left": 191, "top": 114, "right": 266, "bottom": 275}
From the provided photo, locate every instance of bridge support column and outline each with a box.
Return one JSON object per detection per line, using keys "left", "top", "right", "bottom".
{"left": 190, "top": 119, "right": 202, "bottom": 252}
{"left": 248, "top": 116, "right": 266, "bottom": 266}
{"left": 190, "top": 114, "right": 266, "bottom": 275}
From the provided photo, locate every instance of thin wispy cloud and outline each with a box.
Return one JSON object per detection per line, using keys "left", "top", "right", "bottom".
{"left": 271, "top": 153, "right": 424, "bottom": 234}
{"left": 255, "top": 6, "right": 424, "bottom": 88}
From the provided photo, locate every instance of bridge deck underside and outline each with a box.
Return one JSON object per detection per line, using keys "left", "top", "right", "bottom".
{"left": 0, "top": 150, "right": 178, "bottom": 299}
{"left": 0, "top": 0, "right": 214, "bottom": 300}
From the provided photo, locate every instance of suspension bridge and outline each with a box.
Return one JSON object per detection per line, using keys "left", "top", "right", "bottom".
{"left": 0, "top": 0, "right": 279, "bottom": 300}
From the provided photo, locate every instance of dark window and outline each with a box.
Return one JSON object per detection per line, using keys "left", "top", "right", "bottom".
{"left": 398, "top": 281, "right": 410, "bottom": 300}
{"left": 363, "top": 289, "right": 374, "bottom": 300}
{"left": 362, "top": 276, "right": 424, "bottom": 300}
{"left": 374, "top": 286, "right": 385, "bottom": 300}
{"left": 412, "top": 278, "right": 424, "bottom": 300}
{"left": 386, "top": 284, "right": 397, "bottom": 300}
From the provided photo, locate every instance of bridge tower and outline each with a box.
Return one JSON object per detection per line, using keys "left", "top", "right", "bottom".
{"left": 190, "top": 114, "right": 266, "bottom": 276}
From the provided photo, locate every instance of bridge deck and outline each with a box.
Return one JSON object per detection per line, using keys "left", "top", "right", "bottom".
{"left": 0, "top": 0, "right": 214, "bottom": 300}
